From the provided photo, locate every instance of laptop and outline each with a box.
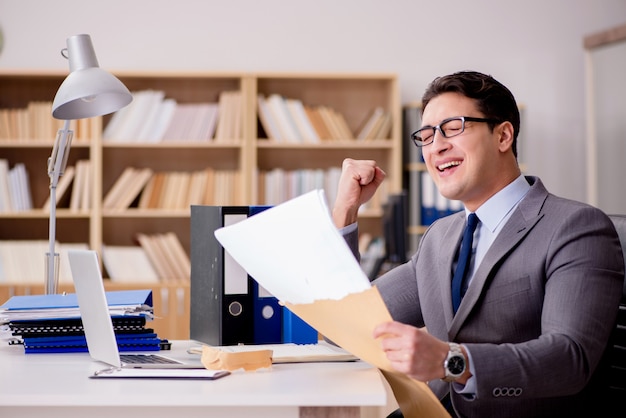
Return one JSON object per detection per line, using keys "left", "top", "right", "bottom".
{"left": 68, "top": 249, "right": 204, "bottom": 369}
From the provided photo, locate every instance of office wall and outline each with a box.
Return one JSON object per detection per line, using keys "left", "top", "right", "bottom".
{"left": 1, "top": 0, "right": 625, "bottom": 205}
{"left": 590, "top": 38, "right": 626, "bottom": 214}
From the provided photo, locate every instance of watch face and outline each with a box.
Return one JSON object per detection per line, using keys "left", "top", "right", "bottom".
{"left": 447, "top": 355, "right": 465, "bottom": 375}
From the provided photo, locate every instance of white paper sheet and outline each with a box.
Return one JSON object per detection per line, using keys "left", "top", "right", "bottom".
{"left": 213, "top": 190, "right": 371, "bottom": 304}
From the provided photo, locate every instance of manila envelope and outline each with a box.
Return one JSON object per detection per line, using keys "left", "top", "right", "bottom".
{"left": 285, "top": 286, "right": 449, "bottom": 418}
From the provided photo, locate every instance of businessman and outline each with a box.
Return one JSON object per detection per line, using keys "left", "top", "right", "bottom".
{"left": 332, "top": 71, "right": 624, "bottom": 417}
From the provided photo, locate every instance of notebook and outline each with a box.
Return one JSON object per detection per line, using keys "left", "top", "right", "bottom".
{"left": 68, "top": 249, "right": 207, "bottom": 370}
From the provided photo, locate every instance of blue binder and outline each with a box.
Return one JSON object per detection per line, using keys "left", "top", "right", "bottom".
{"left": 282, "top": 307, "right": 318, "bottom": 344}
{"left": 249, "top": 205, "right": 283, "bottom": 344}
{"left": 22, "top": 332, "right": 162, "bottom": 353}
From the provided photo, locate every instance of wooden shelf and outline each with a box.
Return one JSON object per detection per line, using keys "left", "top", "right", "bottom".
{"left": 0, "top": 70, "right": 401, "bottom": 337}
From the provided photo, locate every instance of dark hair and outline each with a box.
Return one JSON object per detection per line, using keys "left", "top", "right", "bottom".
{"left": 421, "top": 71, "right": 520, "bottom": 158}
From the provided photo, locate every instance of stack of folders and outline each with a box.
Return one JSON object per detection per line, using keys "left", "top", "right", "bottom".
{"left": 0, "top": 290, "right": 160, "bottom": 353}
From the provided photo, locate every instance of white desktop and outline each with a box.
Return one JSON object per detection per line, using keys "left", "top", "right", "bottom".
{"left": 0, "top": 339, "right": 388, "bottom": 418}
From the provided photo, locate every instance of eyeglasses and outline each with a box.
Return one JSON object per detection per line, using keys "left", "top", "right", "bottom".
{"left": 410, "top": 116, "right": 501, "bottom": 147}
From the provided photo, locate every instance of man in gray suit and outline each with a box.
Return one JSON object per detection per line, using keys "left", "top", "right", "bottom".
{"left": 332, "top": 71, "right": 624, "bottom": 417}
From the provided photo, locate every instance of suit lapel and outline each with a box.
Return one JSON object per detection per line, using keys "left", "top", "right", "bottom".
{"left": 448, "top": 177, "right": 548, "bottom": 334}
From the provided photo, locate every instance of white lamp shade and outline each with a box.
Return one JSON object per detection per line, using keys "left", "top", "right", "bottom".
{"left": 52, "top": 34, "right": 132, "bottom": 120}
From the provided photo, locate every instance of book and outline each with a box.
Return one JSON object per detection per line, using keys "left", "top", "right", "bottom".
{"left": 161, "top": 103, "right": 194, "bottom": 141}
{"left": 0, "top": 159, "right": 13, "bottom": 212}
{"left": 170, "top": 171, "right": 191, "bottom": 210}
{"left": 102, "top": 167, "right": 135, "bottom": 209}
{"left": 102, "top": 245, "right": 160, "bottom": 283}
{"left": 43, "top": 165, "right": 75, "bottom": 210}
{"left": 102, "top": 98, "right": 133, "bottom": 141}
{"left": 116, "top": 90, "right": 165, "bottom": 141}
{"left": 8, "top": 163, "right": 32, "bottom": 211}
{"left": 285, "top": 99, "right": 320, "bottom": 143}
{"left": 305, "top": 106, "right": 332, "bottom": 141}
{"left": 186, "top": 169, "right": 209, "bottom": 206}
{"left": 257, "top": 95, "right": 283, "bottom": 141}
{"left": 193, "top": 103, "right": 220, "bottom": 141}
{"left": 139, "top": 97, "right": 177, "bottom": 142}
{"left": 0, "top": 110, "right": 11, "bottom": 139}
{"left": 103, "top": 167, "right": 153, "bottom": 210}
{"left": 157, "top": 172, "right": 177, "bottom": 210}
{"left": 330, "top": 108, "right": 353, "bottom": 139}
{"left": 215, "top": 91, "right": 242, "bottom": 141}
{"left": 317, "top": 106, "right": 344, "bottom": 140}
{"left": 373, "top": 112, "right": 392, "bottom": 139}
{"left": 136, "top": 233, "right": 177, "bottom": 282}
{"left": 202, "top": 168, "right": 216, "bottom": 205}
{"left": 356, "top": 107, "right": 384, "bottom": 140}
{"left": 147, "top": 172, "right": 167, "bottom": 209}
{"left": 266, "top": 94, "right": 301, "bottom": 142}
{"left": 153, "top": 233, "right": 187, "bottom": 280}
{"left": 162, "top": 232, "right": 191, "bottom": 281}
{"left": 113, "top": 167, "right": 154, "bottom": 210}
{"left": 0, "top": 240, "right": 88, "bottom": 284}
{"left": 137, "top": 173, "right": 156, "bottom": 209}
{"left": 69, "top": 160, "right": 89, "bottom": 212}
{"left": 134, "top": 90, "right": 167, "bottom": 141}
{"left": 230, "top": 91, "right": 243, "bottom": 140}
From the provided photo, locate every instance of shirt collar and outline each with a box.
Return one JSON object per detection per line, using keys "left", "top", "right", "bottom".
{"left": 471, "top": 175, "right": 530, "bottom": 233}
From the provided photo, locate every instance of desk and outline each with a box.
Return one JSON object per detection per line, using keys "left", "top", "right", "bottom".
{"left": 0, "top": 340, "right": 388, "bottom": 418}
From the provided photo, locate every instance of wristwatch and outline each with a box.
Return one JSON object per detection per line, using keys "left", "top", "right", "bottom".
{"left": 442, "top": 342, "right": 466, "bottom": 382}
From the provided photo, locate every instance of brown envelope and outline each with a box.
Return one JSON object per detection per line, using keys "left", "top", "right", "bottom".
{"left": 285, "top": 286, "right": 449, "bottom": 418}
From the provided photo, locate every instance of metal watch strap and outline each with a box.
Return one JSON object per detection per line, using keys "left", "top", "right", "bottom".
{"left": 442, "top": 342, "right": 465, "bottom": 383}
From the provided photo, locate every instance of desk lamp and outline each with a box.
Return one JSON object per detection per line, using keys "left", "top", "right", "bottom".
{"left": 46, "top": 34, "right": 132, "bottom": 294}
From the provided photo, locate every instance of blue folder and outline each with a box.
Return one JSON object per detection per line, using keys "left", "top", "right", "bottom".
{"left": 23, "top": 332, "right": 162, "bottom": 353}
{"left": 1, "top": 289, "right": 153, "bottom": 311}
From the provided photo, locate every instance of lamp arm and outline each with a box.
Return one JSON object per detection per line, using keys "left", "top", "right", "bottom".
{"left": 46, "top": 120, "right": 73, "bottom": 294}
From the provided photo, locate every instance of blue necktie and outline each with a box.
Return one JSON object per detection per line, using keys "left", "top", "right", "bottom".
{"left": 452, "top": 213, "right": 479, "bottom": 314}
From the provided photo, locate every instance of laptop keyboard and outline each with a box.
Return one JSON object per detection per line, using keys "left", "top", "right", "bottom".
{"left": 120, "top": 354, "right": 181, "bottom": 365}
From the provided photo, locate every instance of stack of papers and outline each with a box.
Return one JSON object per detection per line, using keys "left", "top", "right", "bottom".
{"left": 1, "top": 290, "right": 158, "bottom": 353}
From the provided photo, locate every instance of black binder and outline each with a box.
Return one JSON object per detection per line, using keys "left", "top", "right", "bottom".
{"left": 190, "top": 206, "right": 255, "bottom": 345}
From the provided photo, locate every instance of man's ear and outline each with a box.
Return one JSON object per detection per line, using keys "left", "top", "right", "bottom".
{"left": 497, "top": 121, "right": 514, "bottom": 153}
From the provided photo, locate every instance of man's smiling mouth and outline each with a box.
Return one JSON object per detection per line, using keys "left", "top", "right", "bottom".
{"left": 437, "top": 161, "right": 461, "bottom": 172}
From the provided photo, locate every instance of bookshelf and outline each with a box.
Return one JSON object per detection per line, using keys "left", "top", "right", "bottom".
{"left": 0, "top": 70, "right": 401, "bottom": 338}
{"left": 254, "top": 73, "right": 402, "bottom": 235}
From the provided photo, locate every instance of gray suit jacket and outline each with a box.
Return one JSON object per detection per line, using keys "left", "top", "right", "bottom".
{"left": 359, "top": 177, "right": 624, "bottom": 417}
